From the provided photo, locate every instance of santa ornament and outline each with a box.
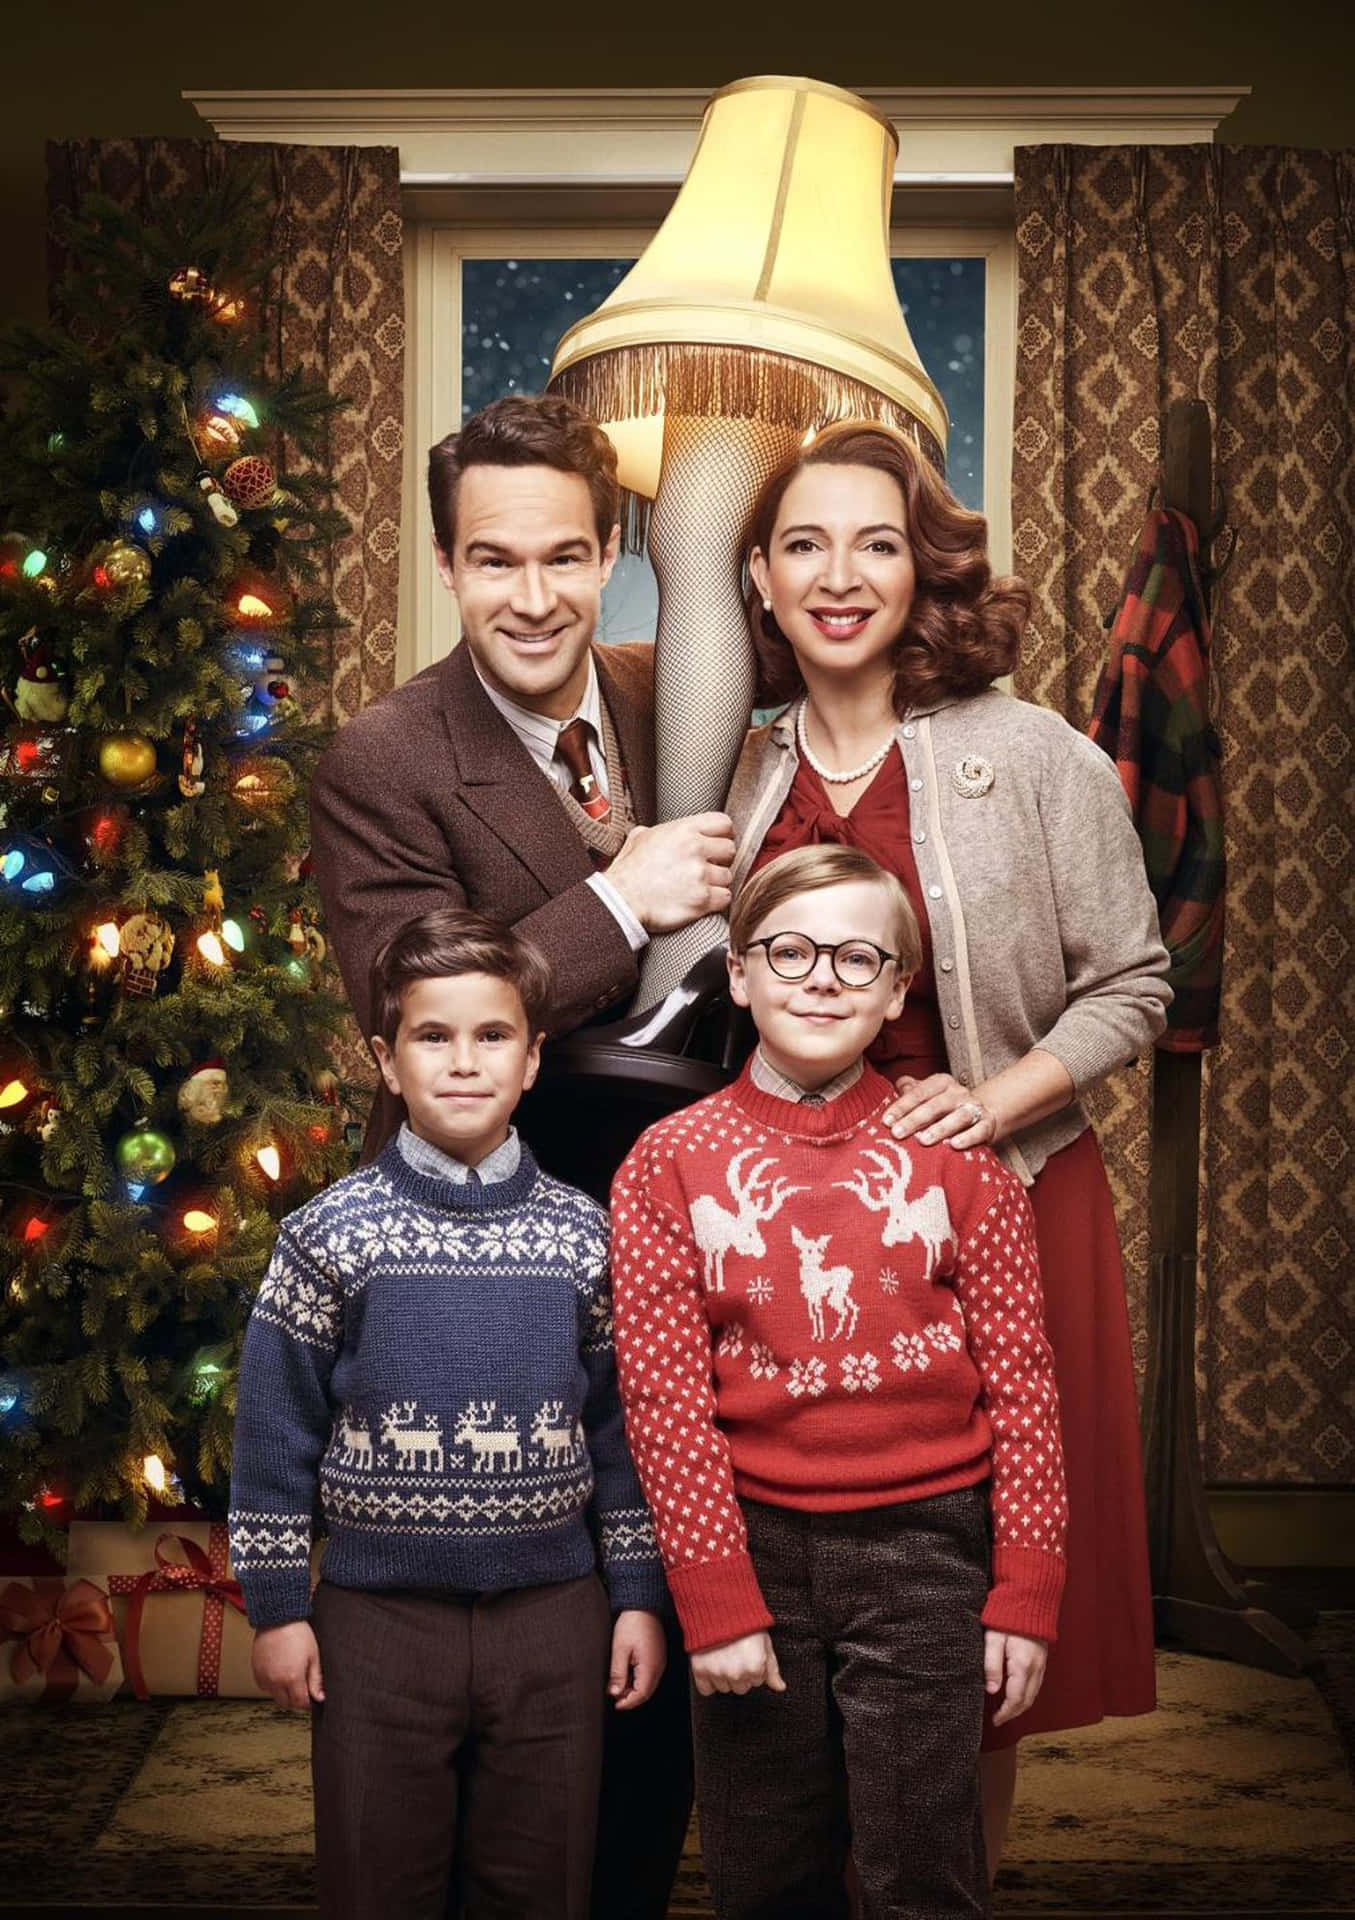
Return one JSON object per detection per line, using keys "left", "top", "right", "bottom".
{"left": 119, "top": 911, "right": 175, "bottom": 998}
{"left": 178, "top": 1058, "right": 229, "bottom": 1127}
{"left": 13, "top": 633, "right": 69, "bottom": 723}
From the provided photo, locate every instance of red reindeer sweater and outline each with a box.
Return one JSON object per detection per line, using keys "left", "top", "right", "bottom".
{"left": 611, "top": 1064, "right": 1067, "bottom": 1653}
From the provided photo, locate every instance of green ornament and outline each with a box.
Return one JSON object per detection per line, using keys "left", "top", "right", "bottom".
{"left": 115, "top": 1126, "right": 176, "bottom": 1185}
{"left": 188, "top": 1348, "right": 229, "bottom": 1404}
{"left": 281, "top": 953, "right": 312, "bottom": 985}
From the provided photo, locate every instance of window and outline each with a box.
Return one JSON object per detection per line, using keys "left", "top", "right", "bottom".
{"left": 405, "top": 221, "right": 1014, "bottom": 675}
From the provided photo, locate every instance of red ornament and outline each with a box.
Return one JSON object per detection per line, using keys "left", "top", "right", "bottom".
{"left": 222, "top": 456, "right": 277, "bottom": 511}
{"left": 22, "top": 1216, "right": 50, "bottom": 1242}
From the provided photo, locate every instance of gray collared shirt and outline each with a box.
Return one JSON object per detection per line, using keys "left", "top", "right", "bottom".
{"left": 748, "top": 1048, "right": 865, "bottom": 1108}
{"left": 397, "top": 1122, "right": 522, "bottom": 1185}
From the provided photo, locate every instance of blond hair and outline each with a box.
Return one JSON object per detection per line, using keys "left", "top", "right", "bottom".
{"left": 730, "top": 845, "right": 922, "bottom": 976}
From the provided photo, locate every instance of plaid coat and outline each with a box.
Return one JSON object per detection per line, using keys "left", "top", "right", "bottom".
{"left": 1090, "top": 507, "right": 1224, "bottom": 1051}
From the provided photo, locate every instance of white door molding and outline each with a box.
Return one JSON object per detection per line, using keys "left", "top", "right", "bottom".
{"left": 187, "top": 86, "right": 1248, "bottom": 184}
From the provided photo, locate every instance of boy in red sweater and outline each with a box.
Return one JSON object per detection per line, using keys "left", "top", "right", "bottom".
{"left": 611, "top": 844, "right": 1066, "bottom": 1919}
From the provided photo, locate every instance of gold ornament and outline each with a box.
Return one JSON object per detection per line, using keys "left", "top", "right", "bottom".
{"left": 92, "top": 540, "right": 151, "bottom": 591}
{"left": 97, "top": 733, "right": 158, "bottom": 790}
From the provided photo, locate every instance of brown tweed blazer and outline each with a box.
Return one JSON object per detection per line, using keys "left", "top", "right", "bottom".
{"left": 310, "top": 639, "right": 656, "bottom": 1157}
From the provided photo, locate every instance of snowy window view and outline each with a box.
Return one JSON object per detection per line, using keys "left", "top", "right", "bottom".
{"left": 461, "top": 256, "right": 985, "bottom": 645}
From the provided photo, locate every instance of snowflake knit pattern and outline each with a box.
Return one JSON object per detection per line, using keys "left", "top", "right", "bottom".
{"left": 229, "top": 1140, "right": 665, "bottom": 1629}
{"left": 610, "top": 1063, "right": 1067, "bottom": 1653}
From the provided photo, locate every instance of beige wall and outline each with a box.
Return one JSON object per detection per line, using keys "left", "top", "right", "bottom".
{"left": 6, "top": 0, "right": 1354, "bottom": 326}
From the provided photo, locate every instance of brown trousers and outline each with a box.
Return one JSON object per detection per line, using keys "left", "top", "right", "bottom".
{"left": 692, "top": 1490, "right": 992, "bottom": 1920}
{"left": 311, "top": 1575, "right": 611, "bottom": 1920}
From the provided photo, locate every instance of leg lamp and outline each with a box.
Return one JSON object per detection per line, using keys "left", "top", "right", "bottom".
{"left": 551, "top": 75, "right": 948, "bottom": 1011}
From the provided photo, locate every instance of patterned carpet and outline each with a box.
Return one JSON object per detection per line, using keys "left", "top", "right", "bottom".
{"left": 3, "top": 1637, "right": 1353, "bottom": 1913}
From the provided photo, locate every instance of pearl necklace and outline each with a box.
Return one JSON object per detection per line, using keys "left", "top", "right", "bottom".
{"left": 795, "top": 699, "right": 895, "bottom": 785}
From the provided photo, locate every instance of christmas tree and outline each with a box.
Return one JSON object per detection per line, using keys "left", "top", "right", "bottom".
{"left": 0, "top": 175, "right": 358, "bottom": 1545}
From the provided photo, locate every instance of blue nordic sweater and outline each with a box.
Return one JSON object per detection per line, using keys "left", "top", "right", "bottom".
{"left": 228, "top": 1139, "right": 666, "bottom": 1628}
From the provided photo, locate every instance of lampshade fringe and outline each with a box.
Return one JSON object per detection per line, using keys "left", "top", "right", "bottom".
{"left": 554, "top": 341, "right": 943, "bottom": 553}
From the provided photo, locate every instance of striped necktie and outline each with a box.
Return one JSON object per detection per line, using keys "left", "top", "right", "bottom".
{"left": 555, "top": 718, "right": 611, "bottom": 823}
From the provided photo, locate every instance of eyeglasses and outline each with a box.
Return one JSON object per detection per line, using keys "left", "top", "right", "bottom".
{"left": 742, "top": 932, "right": 900, "bottom": 988}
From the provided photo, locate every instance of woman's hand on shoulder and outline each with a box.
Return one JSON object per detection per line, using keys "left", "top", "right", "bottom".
{"left": 883, "top": 1073, "right": 998, "bottom": 1149}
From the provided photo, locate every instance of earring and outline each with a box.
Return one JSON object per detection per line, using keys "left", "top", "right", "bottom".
{"left": 763, "top": 599, "right": 772, "bottom": 612}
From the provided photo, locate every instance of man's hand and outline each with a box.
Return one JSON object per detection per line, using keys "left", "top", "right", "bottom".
{"left": 252, "top": 1619, "right": 325, "bottom": 1711}
{"left": 608, "top": 1609, "right": 668, "bottom": 1711}
{"left": 984, "top": 1629, "right": 1048, "bottom": 1726}
{"left": 691, "top": 1630, "right": 786, "bottom": 1698}
{"left": 606, "top": 813, "right": 736, "bottom": 933}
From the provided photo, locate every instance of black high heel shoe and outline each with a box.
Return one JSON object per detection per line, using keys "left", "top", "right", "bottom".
{"left": 595, "top": 941, "right": 734, "bottom": 1056}
{"left": 519, "top": 945, "right": 751, "bottom": 1203}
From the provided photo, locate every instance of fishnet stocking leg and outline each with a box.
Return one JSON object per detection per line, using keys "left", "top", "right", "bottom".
{"left": 634, "top": 413, "right": 801, "bottom": 1011}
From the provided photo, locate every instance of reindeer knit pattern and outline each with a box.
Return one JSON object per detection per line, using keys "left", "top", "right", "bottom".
{"left": 229, "top": 1141, "right": 665, "bottom": 1629}
{"left": 611, "top": 1063, "right": 1067, "bottom": 1653}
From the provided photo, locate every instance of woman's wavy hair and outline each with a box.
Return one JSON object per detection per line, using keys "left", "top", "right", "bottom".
{"left": 745, "top": 420, "right": 1029, "bottom": 715}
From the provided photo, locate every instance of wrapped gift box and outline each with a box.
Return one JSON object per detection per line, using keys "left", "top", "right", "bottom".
{"left": 0, "top": 1572, "right": 123, "bottom": 1702}
{"left": 66, "top": 1520, "right": 264, "bottom": 1699}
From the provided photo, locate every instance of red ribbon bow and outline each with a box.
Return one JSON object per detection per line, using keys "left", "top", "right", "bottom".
{"left": 109, "top": 1529, "right": 245, "bottom": 1700}
{"left": 0, "top": 1577, "right": 116, "bottom": 1699}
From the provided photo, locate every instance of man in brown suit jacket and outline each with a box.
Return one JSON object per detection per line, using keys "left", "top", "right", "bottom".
{"left": 311, "top": 395, "right": 735, "bottom": 1165}
{"left": 310, "top": 393, "right": 731, "bottom": 1920}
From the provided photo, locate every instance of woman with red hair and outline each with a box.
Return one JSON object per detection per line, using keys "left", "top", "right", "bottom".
{"left": 725, "top": 420, "right": 1171, "bottom": 1869}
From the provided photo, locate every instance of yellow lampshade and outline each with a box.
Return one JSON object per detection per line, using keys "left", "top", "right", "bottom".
{"left": 550, "top": 74, "right": 947, "bottom": 499}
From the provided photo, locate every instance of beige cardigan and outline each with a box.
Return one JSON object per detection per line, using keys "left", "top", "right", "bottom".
{"left": 726, "top": 690, "right": 1172, "bottom": 1182}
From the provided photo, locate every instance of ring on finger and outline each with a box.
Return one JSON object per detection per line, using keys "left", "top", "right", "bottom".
{"left": 964, "top": 1101, "right": 985, "bottom": 1128}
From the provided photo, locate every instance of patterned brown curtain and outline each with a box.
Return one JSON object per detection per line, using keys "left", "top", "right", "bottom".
{"left": 46, "top": 137, "right": 404, "bottom": 723}
{"left": 1011, "top": 144, "right": 1354, "bottom": 1484}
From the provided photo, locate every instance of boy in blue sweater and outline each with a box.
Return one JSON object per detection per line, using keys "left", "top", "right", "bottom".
{"left": 229, "top": 907, "right": 667, "bottom": 1920}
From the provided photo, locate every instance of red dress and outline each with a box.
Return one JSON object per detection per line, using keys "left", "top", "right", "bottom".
{"left": 751, "top": 747, "right": 1156, "bottom": 1742}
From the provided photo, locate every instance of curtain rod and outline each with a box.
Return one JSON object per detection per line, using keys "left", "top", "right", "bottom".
{"left": 401, "top": 170, "right": 1016, "bottom": 188}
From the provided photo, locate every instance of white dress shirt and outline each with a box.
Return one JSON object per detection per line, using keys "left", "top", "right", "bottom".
{"left": 473, "top": 658, "right": 647, "bottom": 953}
